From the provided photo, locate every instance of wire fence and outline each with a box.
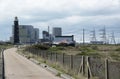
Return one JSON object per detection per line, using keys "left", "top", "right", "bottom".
{"left": 24, "top": 48, "right": 120, "bottom": 79}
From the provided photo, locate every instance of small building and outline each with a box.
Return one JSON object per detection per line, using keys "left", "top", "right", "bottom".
{"left": 90, "top": 41, "right": 104, "bottom": 44}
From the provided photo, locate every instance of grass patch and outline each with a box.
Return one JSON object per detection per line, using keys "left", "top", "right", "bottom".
{"left": 115, "top": 48, "right": 120, "bottom": 51}
{"left": 109, "top": 52, "right": 120, "bottom": 61}
{"left": 56, "top": 72, "right": 61, "bottom": 77}
{"left": 48, "top": 46, "right": 65, "bottom": 51}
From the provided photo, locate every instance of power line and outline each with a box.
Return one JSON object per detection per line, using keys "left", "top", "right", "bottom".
{"left": 83, "top": 28, "right": 85, "bottom": 45}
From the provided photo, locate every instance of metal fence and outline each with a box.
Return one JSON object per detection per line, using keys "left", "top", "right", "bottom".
{"left": 24, "top": 48, "right": 120, "bottom": 79}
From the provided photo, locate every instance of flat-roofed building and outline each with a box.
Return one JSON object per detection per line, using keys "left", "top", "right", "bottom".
{"left": 53, "top": 35, "right": 75, "bottom": 46}
{"left": 52, "top": 27, "right": 62, "bottom": 36}
{"left": 11, "top": 25, "right": 39, "bottom": 44}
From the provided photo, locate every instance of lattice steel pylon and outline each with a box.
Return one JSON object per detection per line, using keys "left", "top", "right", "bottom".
{"left": 109, "top": 31, "right": 116, "bottom": 44}
{"left": 99, "top": 27, "right": 107, "bottom": 44}
{"left": 90, "top": 28, "right": 97, "bottom": 42}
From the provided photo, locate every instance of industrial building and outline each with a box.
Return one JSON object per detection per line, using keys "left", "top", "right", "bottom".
{"left": 40, "top": 27, "right": 75, "bottom": 46}
{"left": 52, "top": 27, "right": 62, "bottom": 36}
{"left": 19, "top": 25, "right": 39, "bottom": 44}
{"left": 11, "top": 17, "right": 39, "bottom": 44}
{"left": 13, "top": 17, "right": 19, "bottom": 44}
{"left": 52, "top": 35, "right": 75, "bottom": 46}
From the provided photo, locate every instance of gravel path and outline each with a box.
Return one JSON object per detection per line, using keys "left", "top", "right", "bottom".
{"left": 4, "top": 48, "right": 62, "bottom": 79}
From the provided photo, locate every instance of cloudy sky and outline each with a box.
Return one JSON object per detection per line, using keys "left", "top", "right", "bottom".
{"left": 0, "top": 0, "right": 120, "bottom": 43}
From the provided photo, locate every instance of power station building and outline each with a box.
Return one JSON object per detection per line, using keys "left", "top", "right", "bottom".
{"left": 13, "top": 17, "right": 19, "bottom": 44}
{"left": 40, "top": 27, "right": 75, "bottom": 46}
{"left": 11, "top": 17, "right": 39, "bottom": 44}
{"left": 52, "top": 27, "right": 62, "bottom": 36}
{"left": 19, "top": 25, "right": 39, "bottom": 44}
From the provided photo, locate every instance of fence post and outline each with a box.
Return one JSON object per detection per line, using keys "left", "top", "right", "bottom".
{"left": 34, "top": 50, "right": 37, "bottom": 58}
{"left": 37, "top": 51, "right": 39, "bottom": 59}
{"left": 40, "top": 51, "right": 41, "bottom": 57}
{"left": 105, "top": 58, "right": 109, "bottom": 79}
{"left": 70, "top": 55, "right": 73, "bottom": 69}
{"left": 78, "top": 56, "right": 85, "bottom": 75}
{"left": 42, "top": 51, "right": 44, "bottom": 58}
{"left": 87, "top": 56, "right": 92, "bottom": 79}
{"left": 37, "top": 50, "right": 39, "bottom": 57}
{"left": 43, "top": 51, "right": 45, "bottom": 58}
{"left": 55, "top": 53, "right": 57, "bottom": 62}
{"left": 62, "top": 53, "right": 65, "bottom": 65}
{"left": 82, "top": 56, "right": 85, "bottom": 75}
{"left": 50, "top": 52, "right": 52, "bottom": 61}
{"left": 44, "top": 51, "right": 47, "bottom": 59}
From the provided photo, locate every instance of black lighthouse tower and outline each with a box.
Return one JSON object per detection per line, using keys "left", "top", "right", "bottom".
{"left": 13, "top": 16, "right": 19, "bottom": 44}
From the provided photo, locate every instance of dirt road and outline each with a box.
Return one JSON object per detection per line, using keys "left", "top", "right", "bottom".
{"left": 4, "top": 48, "right": 62, "bottom": 79}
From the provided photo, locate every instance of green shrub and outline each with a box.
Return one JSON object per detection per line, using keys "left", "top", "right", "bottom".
{"left": 56, "top": 72, "right": 61, "bottom": 77}
{"left": 79, "top": 46, "right": 95, "bottom": 53}
{"left": 77, "top": 51, "right": 101, "bottom": 56}
{"left": 91, "top": 45, "right": 99, "bottom": 50}
{"left": 49, "top": 46, "right": 65, "bottom": 51}
{"left": 109, "top": 52, "right": 120, "bottom": 61}
{"left": 32, "top": 44, "right": 50, "bottom": 50}
{"left": 115, "top": 48, "right": 120, "bottom": 51}
{"left": 58, "top": 42, "right": 68, "bottom": 46}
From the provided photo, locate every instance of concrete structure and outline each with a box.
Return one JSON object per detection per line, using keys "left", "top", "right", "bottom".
{"left": 11, "top": 17, "right": 39, "bottom": 44}
{"left": 90, "top": 41, "right": 104, "bottom": 44}
{"left": 43, "top": 31, "right": 49, "bottom": 40}
{"left": 19, "top": 25, "right": 39, "bottom": 44}
{"left": 40, "top": 31, "right": 54, "bottom": 43}
{"left": 13, "top": 17, "right": 19, "bottom": 44}
{"left": 40, "top": 27, "right": 75, "bottom": 46}
{"left": 19, "top": 25, "right": 32, "bottom": 44}
{"left": 39, "top": 27, "right": 75, "bottom": 46}
{"left": 52, "top": 27, "right": 62, "bottom": 36}
{"left": 34, "top": 28, "right": 39, "bottom": 42}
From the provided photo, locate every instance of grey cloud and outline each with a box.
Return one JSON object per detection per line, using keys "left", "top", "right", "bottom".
{"left": 1, "top": 0, "right": 120, "bottom": 42}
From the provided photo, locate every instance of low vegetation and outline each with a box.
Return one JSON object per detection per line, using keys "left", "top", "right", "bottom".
{"left": 18, "top": 44, "right": 120, "bottom": 79}
{"left": 0, "top": 43, "right": 13, "bottom": 49}
{"left": 23, "top": 44, "right": 120, "bottom": 61}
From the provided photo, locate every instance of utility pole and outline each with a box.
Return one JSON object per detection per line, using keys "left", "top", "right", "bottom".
{"left": 83, "top": 29, "right": 85, "bottom": 45}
